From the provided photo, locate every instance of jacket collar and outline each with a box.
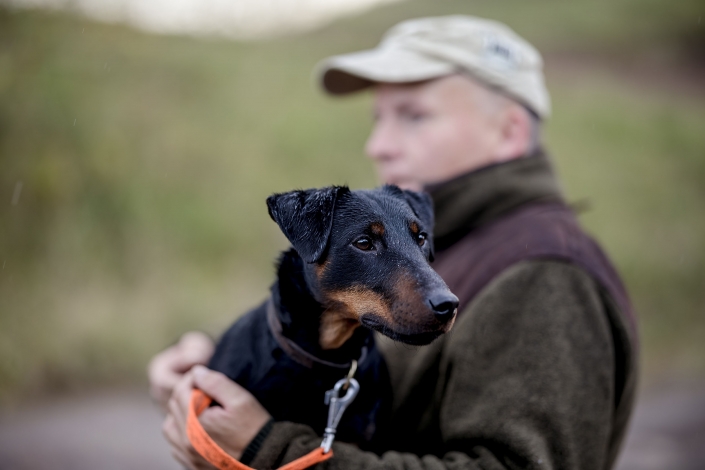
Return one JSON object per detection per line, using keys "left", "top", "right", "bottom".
{"left": 427, "top": 150, "right": 564, "bottom": 251}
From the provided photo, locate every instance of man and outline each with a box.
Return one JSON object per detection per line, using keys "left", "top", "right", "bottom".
{"left": 152, "top": 16, "right": 638, "bottom": 470}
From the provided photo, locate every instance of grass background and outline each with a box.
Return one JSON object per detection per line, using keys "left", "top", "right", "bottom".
{"left": 0, "top": 0, "right": 704, "bottom": 403}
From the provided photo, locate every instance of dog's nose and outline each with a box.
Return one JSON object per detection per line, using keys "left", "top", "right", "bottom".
{"left": 428, "top": 291, "right": 459, "bottom": 319}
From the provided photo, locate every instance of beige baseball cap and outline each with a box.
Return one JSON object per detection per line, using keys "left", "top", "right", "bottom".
{"left": 317, "top": 15, "right": 551, "bottom": 119}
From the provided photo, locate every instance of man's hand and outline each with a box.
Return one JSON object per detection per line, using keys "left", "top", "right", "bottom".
{"left": 162, "top": 365, "right": 272, "bottom": 469}
{"left": 148, "top": 331, "right": 215, "bottom": 412}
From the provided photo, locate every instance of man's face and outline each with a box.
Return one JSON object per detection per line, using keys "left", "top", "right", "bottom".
{"left": 365, "top": 74, "right": 509, "bottom": 191}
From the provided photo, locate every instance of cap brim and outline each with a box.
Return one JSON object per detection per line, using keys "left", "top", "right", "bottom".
{"left": 318, "top": 47, "right": 455, "bottom": 95}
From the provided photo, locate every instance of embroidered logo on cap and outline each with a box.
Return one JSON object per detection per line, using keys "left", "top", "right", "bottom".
{"left": 482, "top": 34, "right": 518, "bottom": 70}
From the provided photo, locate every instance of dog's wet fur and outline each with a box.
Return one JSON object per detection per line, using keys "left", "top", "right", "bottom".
{"left": 208, "top": 185, "right": 458, "bottom": 447}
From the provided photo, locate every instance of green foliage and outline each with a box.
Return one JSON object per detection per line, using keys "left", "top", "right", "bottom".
{"left": 0, "top": 0, "right": 703, "bottom": 401}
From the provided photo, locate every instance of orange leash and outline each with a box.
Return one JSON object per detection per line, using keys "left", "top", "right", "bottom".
{"left": 187, "top": 389, "right": 333, "bottom": 470}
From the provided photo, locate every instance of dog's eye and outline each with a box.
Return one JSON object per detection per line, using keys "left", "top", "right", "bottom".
{"left": 353, "top": 237, "right": 374, "bottom": 251}
{"left": 417, "top": 232, "right": 427, "bottom": 247}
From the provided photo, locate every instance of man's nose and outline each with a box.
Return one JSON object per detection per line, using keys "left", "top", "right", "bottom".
{"left": 365, "top": 121, "right": 400, "bottom": 161}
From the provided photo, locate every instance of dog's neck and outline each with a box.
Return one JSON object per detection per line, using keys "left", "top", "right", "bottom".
{"left": 272, "top": 249, "right": 370, "bottom": 363}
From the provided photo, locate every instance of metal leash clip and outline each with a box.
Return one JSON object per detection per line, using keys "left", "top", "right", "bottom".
{"left": 320, "top": 371, "right": 359, "bottom": 453}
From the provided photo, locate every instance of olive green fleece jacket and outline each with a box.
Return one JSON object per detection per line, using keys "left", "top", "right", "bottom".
{"left": 249, "top": 156, "right": 637, "bottom": 470}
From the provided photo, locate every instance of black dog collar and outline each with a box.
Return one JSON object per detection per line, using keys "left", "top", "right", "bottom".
{"left": 265, "top": 297, "right": 367, "bottom": 369}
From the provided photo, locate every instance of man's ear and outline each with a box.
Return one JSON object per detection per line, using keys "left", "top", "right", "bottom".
{"left": 401, "top": 189, "right": 436, "bottom": 261}
{"left": 267, "top": 186, "right": 349, "bottom": 263}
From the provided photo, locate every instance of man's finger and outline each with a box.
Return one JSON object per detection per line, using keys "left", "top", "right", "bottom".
{"left": 198, "top": 405, "right": 229, "bottom": 432}
{"left": 167, "top": 395, "right": 186, "bottom": 431}
{"left": 147, "top": 355, "right": 182, "bottom": 403}
{"left": 148, "top": 332, "right": 213, "bottom": 390}
{"left": 148, "top": 347, "right": 194, "bottom": 412}
{"left": 162, "top": 414, "right": 185, "bottom": 452}
{"left": 172, "top": 370, "right": 195, "bottom": 414}
{"left": 192, "top": 365, "right": 247, "bottom": 408}
{"left": 179, "top": 331, "right": 215, "bottom": 364}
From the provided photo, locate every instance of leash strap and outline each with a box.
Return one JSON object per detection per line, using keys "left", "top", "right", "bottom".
{"left": 187, "top": 389, "right": 333, "bottom": 470}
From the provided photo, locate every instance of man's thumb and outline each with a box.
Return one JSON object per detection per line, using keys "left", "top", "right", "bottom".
{"left": 192, "top": 365, "right": 242, "bottom": 407}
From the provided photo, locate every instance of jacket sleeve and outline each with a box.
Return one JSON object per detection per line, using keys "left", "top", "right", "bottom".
{"left": 249, "top": 261, "right": 617, "bottom": 470}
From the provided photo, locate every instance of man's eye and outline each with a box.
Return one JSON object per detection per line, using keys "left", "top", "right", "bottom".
{"left": 404, "top": 112, "right": 427, "bottom": 123}
{"left": 353, "top": 237, "right": 374, "bottom": 251}
{"left": 417, "top": 232, "right": 427, "bottom": 247}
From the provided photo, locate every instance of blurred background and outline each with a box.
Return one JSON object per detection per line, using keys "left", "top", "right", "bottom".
{"left": 0, "top": 0, "right": 703, "bottom": 468}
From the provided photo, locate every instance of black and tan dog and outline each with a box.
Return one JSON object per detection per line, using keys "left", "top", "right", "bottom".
{"left": 208, "top": 185, "right": 458, "bottom": 447}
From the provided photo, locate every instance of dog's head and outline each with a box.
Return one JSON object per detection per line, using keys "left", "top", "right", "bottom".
{"left": 267, "top": 185, "right": 458, "bottom": 349}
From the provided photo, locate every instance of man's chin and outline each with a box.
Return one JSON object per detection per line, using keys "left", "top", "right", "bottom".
{"left": 395, "top": 181, "right": 424, "bottom": 192}
{"left": 381, "top": 177, "right": 422, "bottom": 192}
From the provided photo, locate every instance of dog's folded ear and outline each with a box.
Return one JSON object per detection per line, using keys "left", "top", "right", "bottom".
{"left": 401, "top": 190, "right": 434, "bottom": 229}
{"left": 267, "top": 186, "right": 350, "bottom": 263}
{"left": 400, "top": 189, "right": 436, "bottom": 261}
